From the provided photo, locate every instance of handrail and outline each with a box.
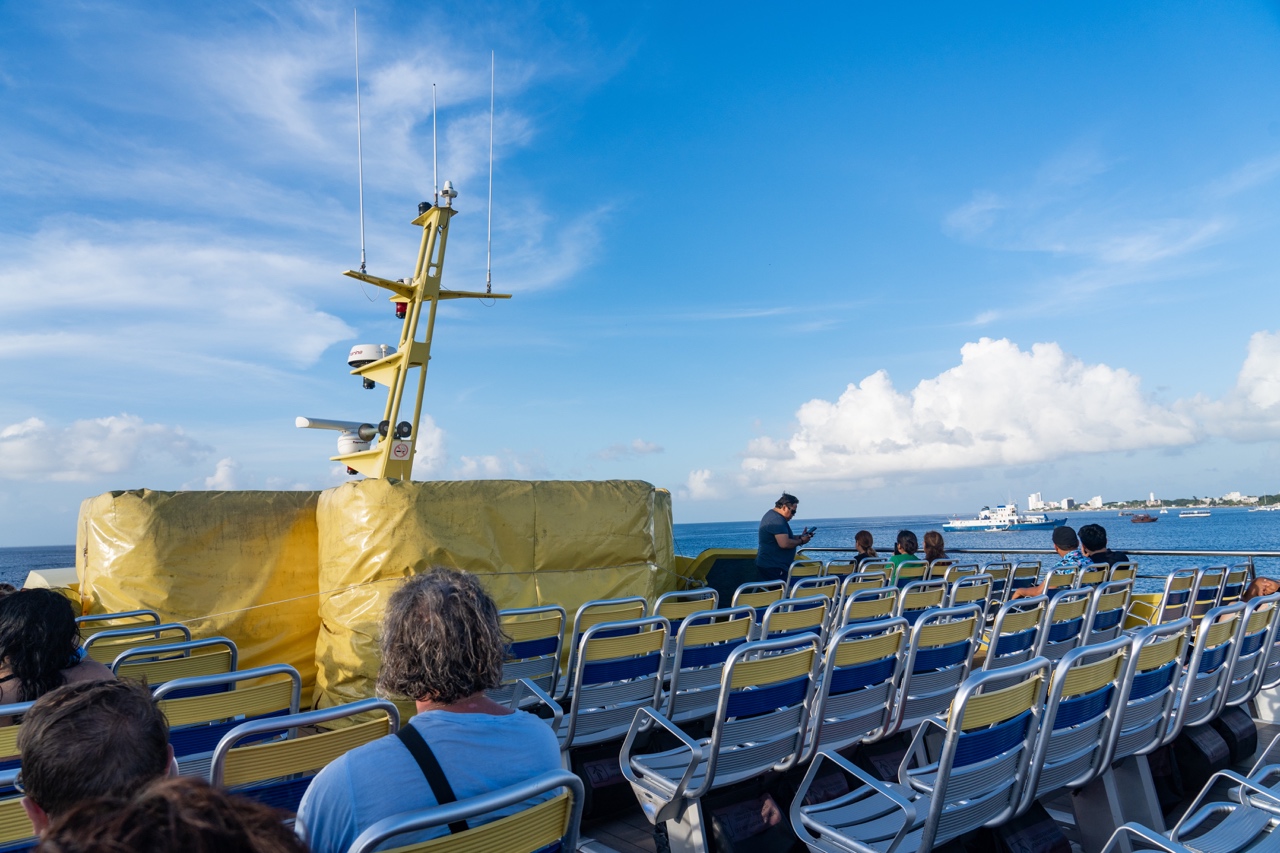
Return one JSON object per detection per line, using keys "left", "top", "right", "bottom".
{"left": 801, "top": 547, "right": 1280, "bottom": 558}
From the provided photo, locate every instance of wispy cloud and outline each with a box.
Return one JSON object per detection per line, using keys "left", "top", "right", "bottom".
{"left": 596, "top": 438, "right": 664, "bottom": 460}
{"left": 0, "top": 414, "right": 210, "bottom": 482}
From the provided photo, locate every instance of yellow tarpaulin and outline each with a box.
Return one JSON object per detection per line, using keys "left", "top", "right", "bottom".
{"left": 76, "top": 489, "right": 321, "bottom": 694}
{"left": 314, "top": 478, "right": 676, "bottom": 712}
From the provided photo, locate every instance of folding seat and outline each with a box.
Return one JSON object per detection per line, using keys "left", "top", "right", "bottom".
{"left": 891, "top": 604, "right": 983, "bottom": 735}
{"left": 208, "top": 697, "right": 400, "bottom": 812}
{"left": 790, "top": 575, "right": 841, "bottom": 609}
{"left": 654, "top": 590, "right": 717, "bottom": 669}
{"left": 1127, "top": 568, "right": 1199, "bottom": 628}
{"left": 837, "top": 587, "right": 898, "bottom": 630}
{"left": 82, "top": 623, "right": 192, "bottom": 665}
{"left": 857, "top": 560, "right": 894, "bottom": 581}
{"left": 557, "top": 597, "right": 648, "bottom": 700}
{"left": 981, "top": 597, "right": 1046, "bottom": 672}
{"left": 489, "top": 605, "right": 565, "bottom": 707}
{"left": 892, "top": 560, "right": 928, "bottom": 588}
{"left": 1190, "top": 565, "right": 1228, "bottom": 620}
{"left": 1076, "top": 561, "right": 1108, "bottom": 589}
{"left": 1010, "top": 561, "right": 1042, "bottom": 596}
{"left": 346, "top": 769, "right": 585, "bottom": 853}
{"left": 823, "top": 559, "right": 861, "bottom": 579}
{"left": 760, "top": 595, "right": 828, "bottom": 645}
{"left": 1219, "top": 564, "right": 1250, "bottom": 606}
{"left": 75, "top": 609, "right": 160, "bottom": 631}
{"left": 1034, "top": 588, "right": 1092, "bottom": 662}
{"left": 1221, "top": 591, "right": 1280, "bottom": 708}
{"left": 154, "top": 664, "right": 302, "bottom": 777}
{"left": 983, "top": 561, "right": 1014, "bottom": 603}
{"left": 894, "top": 579, "right": 946, "bottom": 626}
{"left": 621, "top": 634, "right": 820, "bottom": 853}
{"left": 554, "top": 616, "right": 668, "bottom": 760}
{"left": 792, "top": 657, "right": 1051, "bottom": 853}
{"left": 836, "top": 571, "right": 888, "bottom": 609}
{"left": 663, "top": 607, "right": 754, "bottom": 726}
{"left": 111, "top": 637, "right": 238, "bottom": 692}
{"left": 787, "top": 559, "right": 826, "bottom": 589}
{"left": 943, "top": 562, "right": 980, "bottom": 584}
{"left": 1172, "top": 603, "right": 1245, "bottom": 735}
{"left": 1108, "top": 561, "right": 1137, "bottom": 583}
{"left": 810, "top": 618, "right": 908, "bottom": 752}
{"left": 730, "top": 580, "right": 786, "bottom": 632}
{"left": 1042, "top": 565, "right": 1077, "bottom": 598}
{"left": 1018, "top": 636, "right": 1131, "bottom": 812}
{"left": 1082, "top": 579, "right": 1133, "bottom": 645}
{"left": 925, "top": 559, "right": 954, "bottom": 580}
{"left": 946, "top": 573, "right": 992, "bottom": 611}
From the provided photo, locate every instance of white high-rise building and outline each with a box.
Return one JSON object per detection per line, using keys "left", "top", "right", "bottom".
{"left": 1028, "top": 492, "right": 1044, "bottom": 511}
{"left": 1062, "top": 497, "right": 1076, "bottom": 510}
{"left": 1088, "top": 495, "right": 1103, "bottom": 509}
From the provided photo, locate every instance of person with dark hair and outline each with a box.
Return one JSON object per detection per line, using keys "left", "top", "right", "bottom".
{"left": 755, "top": 493, "right": 814, "bottom": 582}
{"left": 853, "top": 530, "right": 877, "bottom": 566}
{"left": 922, "top": 531, "right": 947, "bottom": 564}
{"left": 0, "top": 589, "right": 112, "bottom": 714}
{"left": 296, "top": 568, "right": 560, "bottom": 853}
{"left": 1012, "top": 526, "right": 1093, "bottom": 599}
{"left": 888, "top": 530, "right": 920, "bottom": 582}
{"left": 37, "top": 776, "right": 308, "bottom": 853}
{"left": 1078, "top": 523, "right": 1129, "bottom": 568}
{"left": 17, "top": 679, "right": 173, "bottom": 835}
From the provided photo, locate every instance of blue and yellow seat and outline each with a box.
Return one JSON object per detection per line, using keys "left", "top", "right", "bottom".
{"left": 82, "top": 623, "right": 192, "bottom": 665}
{"left": 662, "top": 606, "right": 754, "bottom": 726}
{"left": 759, "top": 595, "right": 828, "bottom": 645}
{"left": 491, "top": 605, "right": 566, "bottom": 708}
{"left": 1034, "top": 588, "right": 1091, "bottom": 661}
{"left": 894, "top": 579, "right": 946, "bottom": 626}
{"left": 838, "top": 587, "right": 898, "bottom": 630}
{"left": 892, "top": 605, "right": 983, "bottom": 735}
{"left": 810, "top": 618, "right": 908, "bottom": 752}
{"left": 982, "top": 596, "right": 1046, "bottom": 672}
{"left": 112, "top": 637, "right": 238, "bottom": 693}
{"left": 1082, "top": 580, "right": 1133, "bottom": 645}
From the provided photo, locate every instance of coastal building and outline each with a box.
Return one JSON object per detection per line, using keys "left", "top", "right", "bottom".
{"left": 1028, "top": 492, "right": 1044, "bottom": 511}
{"left": 1087, "top": 495, "right": 1103, "bottom": 509}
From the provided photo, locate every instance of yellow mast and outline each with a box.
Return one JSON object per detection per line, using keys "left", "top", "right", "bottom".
{"left": 329, "top": 194, "right": 510, "bottom": 479}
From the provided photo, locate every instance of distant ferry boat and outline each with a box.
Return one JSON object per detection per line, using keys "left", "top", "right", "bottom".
{"left": 1250, "top": 505, "right": 1280, "bottom": 512}
{"left": 943, "top": 503, "right": 1067, "bottom": 532}
{"left": 1180, "top": 510, "right": 1211, "bottom": 518}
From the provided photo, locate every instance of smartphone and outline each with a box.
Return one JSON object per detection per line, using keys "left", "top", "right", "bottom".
{"left": 804, "top": 526, "right": 817, "bottom": 535}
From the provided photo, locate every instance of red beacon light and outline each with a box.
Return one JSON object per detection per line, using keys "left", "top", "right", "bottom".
{"left": 395, "top": 301, "right": 407, "bottom": 319}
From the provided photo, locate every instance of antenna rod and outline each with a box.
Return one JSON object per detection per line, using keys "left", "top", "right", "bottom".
{"left": 432, "top": 84, "right": 438, "bottom": 205}
{"left": 486, "top": 51, "right": 494, "bottom": 294}
{"left": 354, "top": 9, "right": 367, "bottom": 274}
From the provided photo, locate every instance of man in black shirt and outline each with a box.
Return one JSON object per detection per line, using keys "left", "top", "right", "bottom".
{"left": 756, "top": 493, "right": 814, "bottom": 582}
{"left": 1079, "top": 523, "right": 1129, "bottom": 568}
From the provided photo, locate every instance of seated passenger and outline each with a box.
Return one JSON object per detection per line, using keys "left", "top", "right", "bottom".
{"left": 37, "top": 776, "right": 307, "bottom": 853}
{"left": 296, "top": 569, "right": 561, "bottom": 853}
{"left": 922, "top": 530, "right": 948, "bottom": 564}
{"left": 853, "top": 530, "right": 877, "bottom": 566}
{"left": 18, "top": 679, "right": 173, "bottom": 835}
{"left": 1244, "top": 577, "right": 1280, "bottom": 601}
{"left": 1012, "top": 526, "right": 1092, "bottom": 600}
{"left": 1078, "top": 523, "right": 1128, "bottom": 567}
{"left": 888, "top": 530, "right": 920, "bottom": 582}
{"left": 0, "top": 589, "right": 112, "bottom": 718}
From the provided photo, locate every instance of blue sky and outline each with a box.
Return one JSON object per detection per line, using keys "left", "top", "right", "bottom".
{"left": 3, "top": 1, "right": 1280, "bottom": 545}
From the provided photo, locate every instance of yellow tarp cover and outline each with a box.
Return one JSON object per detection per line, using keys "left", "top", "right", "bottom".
{"left": 314, "top": 478, "right": 676, "bottom": 712}
{"left": 76, "top": 489, "right": 321, "bottom": 694}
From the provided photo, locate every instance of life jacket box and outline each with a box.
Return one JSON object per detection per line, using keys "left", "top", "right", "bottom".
{"left": 1173, "top": 723, "right": 1231, "bottom": 796}
{"left": 1210, "top": 705, "right": 1258, "bottom": 765}
{"left": 985, "top": 800, "right": 1071, "bottom": 853}
{"left": 570, "top": 741, "right": 634, "bottom": 820}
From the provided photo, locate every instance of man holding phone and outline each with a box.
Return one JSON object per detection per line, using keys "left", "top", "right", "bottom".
{"left": 756, "top": 493, "right": 815, "bottom": 582}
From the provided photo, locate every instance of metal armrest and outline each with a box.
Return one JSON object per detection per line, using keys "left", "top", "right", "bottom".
{"left": 508, "top": 677, "right": 563, "bottom": 734}
{"left": 1172, "top": 769, "right": 1280, "bottom": 839}
{"left": 1100, "top": 823, "right": 1196, "bottom": 853}
{"left": 619, "top": 707, "right": 707, "bottom": 803}
{"left": 791, "top": 751, "right": 918, "bottom": 853}
{"left": 897, "top": 716, "right": 946, "bottom": 786}
{"left": 1249, "top": 732, "right": 1280, "bottom": 777}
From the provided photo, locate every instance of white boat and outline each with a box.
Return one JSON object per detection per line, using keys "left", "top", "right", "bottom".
{"left": 1180, "top": 510, "right": 1211, "bottom": 518}
{"left": 1250, "top": 505, "right": 1280, "bottom": 512}
{"left": 943, "top": 503, "right": 1067, "bottom": 532}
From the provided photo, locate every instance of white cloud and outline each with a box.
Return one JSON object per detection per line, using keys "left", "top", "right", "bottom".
{"left": 0, "top": 414, "right": 209, "bottom": 482}
{"left": 741, "top": 337, "right": 1202, "bottom": 489}
{"left": 1186, "top": 331, "right": 1280, "bottom": 441}
{"left": 203, "top": 457, "right": 240, "bottom": 490}
{"left": 680, "top": 469, "right": 722, "bottom": 501}
{"left": 412, "top": 416, "right": 447, "bottom": 475}
{"left": 596, "top": 438, "right": 664, "bottom": 460}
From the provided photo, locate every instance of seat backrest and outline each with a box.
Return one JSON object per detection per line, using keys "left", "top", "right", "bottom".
{"left": 789, "top": 575, "right": 840, "bottom": 603}
{"left": 731, "top": 581, "right": 786, "bottom": 626}
{"left": 562, "top": 597, "right": 648, "bottom": 696}
{"left": 1035, "top": 589, "right": 1092, "bottom": 661}
{"left": 1011, "top": 562, "right": 1042, "bottom": 594}
{"left": 945, "top": 563, "right": 981, "bottom": 584}
{"left": 896, "top": 579, "right": 947, "bottom": 624}
{"left": 984, "top": 561, "right": 1013, "bottom": 598}
{"left": 1224, "top": 592, "right": 1280, "bottom": 708}
{"left": 492, "top": 606, "right": 566, "bottom": 706}
{"left": 111, "top": 637, "right": 238, "bottom": 688}
{"left": 811, "top": 618, "right": 907, "bottom": 752}
{"left": 75, "top": 609, "right": 161, "bottom": 631}
{"left": 838, "top": 587, "right": 898, "bottom": 629}
{"left": 893, "top": 560, "right": 928, "bottom": 587}
{"left": 0, "top": 791, "right": 33, "bottom": 852}
{"left": 209, "top": 698, "right": 400, "bottom": 811}
{"left": 1219, "top": 565, "right": 1250, "bottom": 607}
{"left": 837, "top": 571, "right": 889, "bottom": 607}
{"left": 1108, "top": 562, "right": 1137, "bottom": 583}
{"left": 155, "top": 664, "right": 302, "bottom": 765}
{"left": 665, "top": 607, "right": 754, "bottom": 725}
{"left": 1104, "top": 619, "right": 1191, "bottom": 763}
{"left": 1083, "top": 580, "right": 1133, "bottom": 645}
{"left": 1158, "top": 569, "right": 1200, "bottom": 624}
{"left": 0, "top": 702, "right": 34, "bottom": 772}
{"left": 914, "top": 657, "right": 1050, "bottom": 851}
{"left": 760, "top": 595, "right": 828, "bottom": 645}
{"left": 1174, "top": 603, "right": 1245, "bottom": 733}
{"left": 1043, "top": 567, "right": 1077, "bottom": 593}
{"left": 894, "top": 605, "right": 983, "bottom": 734}
{"left": 654, "top": 589, "right": 717, "bottom": 627}
{"left": 927, "top": 559, "right": 955, "bottom": 580}
{"left": 983, "top": 597, "right": 1047, "bottom": 671}
{"left": 823, "top": 560, "right": 861, "bottom": 579}
{"left": 345, "top": 769, "right": 585, "bottom": 853}
{"left": 947, "top": 574, "right": 992, "bottom": 610}
{"left": 1022, "top": 637, "right": 1131, "bottom": 809}
{"left": 563, "top": 617, "right": 669, "bottom": 751}
{"left": 83, "top": 623, "right": 193, "bottom": 665}
{"left": 1192, "top": 565, "right": 1228, "bottom": 619}
{"left": 1077, "top": 562, "right": 1108, "bottom": 589}
{"left": 701, "top": 634, "right": 820, "bottom": 792}
{"left": 857, "top": 560, "right": 894, "bottom": 579}
{"left": 786, "top": 560, "right": 825, "bottom": 586}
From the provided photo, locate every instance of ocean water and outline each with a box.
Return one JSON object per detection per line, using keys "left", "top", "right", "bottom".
{"left": 0, "top": 544, "right": 76, "bottom": 588}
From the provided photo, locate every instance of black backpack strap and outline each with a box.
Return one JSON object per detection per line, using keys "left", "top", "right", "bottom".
{"left": 396, "top": 725, "right": 469, "bottom": 835}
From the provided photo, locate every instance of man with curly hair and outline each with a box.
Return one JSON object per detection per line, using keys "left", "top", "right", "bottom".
{"left": 296, "top": 568, "right": 561, "bottom": 853}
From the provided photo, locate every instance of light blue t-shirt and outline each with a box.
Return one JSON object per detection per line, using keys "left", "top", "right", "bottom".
{"left": 297, "top": 709, "right": 562, "bottom": 853}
